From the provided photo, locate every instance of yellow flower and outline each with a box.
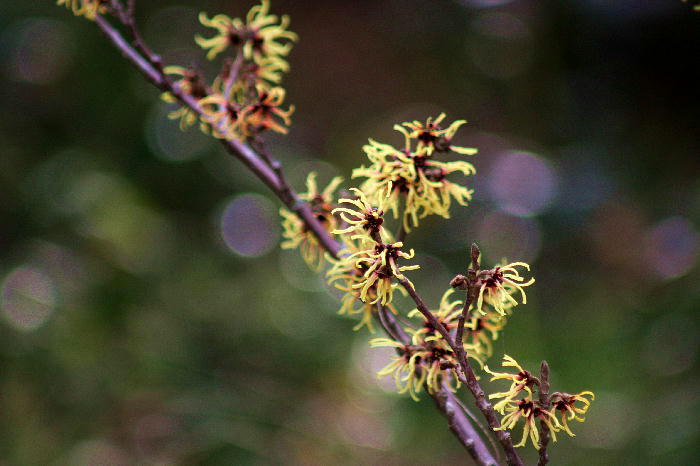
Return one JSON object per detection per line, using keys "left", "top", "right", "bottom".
{"left": 328, "top": 202, "right": 419, "bottom": 307}
{"left": 406, "top": 288, "right": 463, "bottom": 345}
{"left": 484, "top": 354, "right": 538, "bottom": 413}
{"left": 370, "top": 336, "right": 462, "bottom": 400}
{"left": 353, "top": 138, "right": 476, "bottom": 231}
{"left": 279, "top": 173, "right": 342, "bottom": 270}
{"left": 464, "top": 311, "right": 507, "bottom": 360}
{"left": 327, "top": 238, "right": 406, "bottom": 332}
{"left": 495, "top": 388, "right": 561, "bottom": 450}
{"left": 244, "top": 54, "right": 290, "bottom": 85}
{"left": 198, "top": 93, "right": 243, "bottom": 141}
{"left": 550, "top": 391, "right": 595, "bottom": 437}
{"left": 161, "top": 66, "right": 209, "bottom": 131}
{"left": 196, "top": 0, "right": 298, "bottom": 62}
{"left": 332, "top": 188, "right": 386, "bottom": 239}
{"left": 348, "top": 241, "right": 419, "bottom": 305}
{"left": 394, "top": 113, "right": 478, "bottom": 156}
{"left": 370, "top": 338, "right": 429, "bottom": 401}
{"left": 475, "top": 262, "right": 535, "bottom": 316}
{"left": 240, "top": 85, "right": 294, "bottom": 136}
{"left": 402, "top": 289, "right": 484, "bottom": 394}
{"left": 56, "top": 0, "right": 105, "bottom": 20}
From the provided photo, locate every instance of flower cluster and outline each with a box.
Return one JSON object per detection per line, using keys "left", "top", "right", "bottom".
{"left": 196, "top": 1, "right": 297, "bottom": 66}
{"left": 475, "top": 262, "right": 535, "bottom": 316}
{"left": 330, "top": 190, "right": 419, "bottom": 298}
{"left": 192, "top": 1, "right": 296, "bottom": 140}
{"left": 370, "top": 332, "right": 462, "bottom": 401}
{"left": 325, "top": 238, "right": 402, "bottom": 332}
{"left": 353, "top": 114, "right": 477, "bottom": 231}
{"left": 369, "top": 289, "right": 490, "bottom": 401}
{"left": 56, "top": 0, "right": 105, "bottom": 19}
{"left": 486, "top": 355, "right": 595, "bottom": 449}
{"left": 550, "top": 391, "right": 595, "bottom": 437}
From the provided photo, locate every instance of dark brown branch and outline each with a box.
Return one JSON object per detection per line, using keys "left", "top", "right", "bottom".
{"left": 376, "top": 303, "right": 406, "bottom": 343}
{"left": 394, "top": 276, "right": 457, "bottom": 350}
{"left": 538, "top": 361, "right": 551, "bottom": 466}
{"left": 454, "top": 243, "right": 481, "bottom": 383}
{"left": 398, "top": 263, "right": 524, "bottom": 466}
{"left": 380, "top": 309, "right": 498, "bottom": 466}
{"left": 430, "top": 386, "right": 499, "bottom": 466}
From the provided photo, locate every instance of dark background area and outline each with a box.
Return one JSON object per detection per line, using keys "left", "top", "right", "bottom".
{"left": 1, "top": 1, "right": 698, "bottom": 464}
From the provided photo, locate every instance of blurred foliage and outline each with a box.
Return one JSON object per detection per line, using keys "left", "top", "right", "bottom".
{"left": 1, "top": 1, "right": 699, "bottom": 465}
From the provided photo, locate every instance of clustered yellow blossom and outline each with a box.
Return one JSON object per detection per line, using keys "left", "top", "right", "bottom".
{"left": 485, "top": 354, "right": 539, "bottom": 412}
{"left": 332, "top": 188, "right": 386, "bottom": 239}
{"left": 353, "top": 114, "right": 477, "bottom": 231}
{"left": 394, "top": 113, "right": 478, "bottom": 156}
{"left": 196, "top": 0, "right": 297, "bottom": 65}
{"left": 495, "top": 387, "right": 561, "bottom": 449}
{"left": 370, "top": 333, "right": 461, "bottom": 401}
{"left": 550, "top": 391, "right": 595, "bottom": 436}
{"left": 56, "top": 0, "right": 105, "bottom": 19}
{"left": 369, "top": 289, "right": 493, "bottom": 401}
{"left": 326, "top": 238, "right": 402, "bottom": 332}
{"left": 55, "top": 1, "right": 296, "bottom": 140}
{"left": 280, "top": 172, "right": 342, "bottom": 270}
{"left": 463, "top": 310, "right": 507, "bottom": 359}
{"left": 475, "top": 262, "right": 535, "bottom": 316}
{"left": 487, "top": 355, "right": 595, "bottom": 449}
{"left": 189, "top": 1, "right": 296, "bottom": 141}
{"left": 330, "top": 188, "right": 419, "bottom": 305}
{"left": 161, "top": 66, "right": 208, "bottom": 131}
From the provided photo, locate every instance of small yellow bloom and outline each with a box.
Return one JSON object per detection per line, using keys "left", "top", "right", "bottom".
{"left": 353, "top": 138, "right": 476, "bottom": 231}
{"left": 348, "top": 242, "right": 419, "bottom": 305}
{"left": 370, "top": 338, "right": 428, "bottom": 401}
{"left": 475, "top": 262, "right": 535, "bottom": 316}
{"left": 196, "top": 0, "right": 298, "bottom": 62}
{"left": 370, "top": 336, "right": 462, "bottom": 400}
{"left": 327, "top": 238, "right": 406, "bottom": 332}
{"left": 332, "top": 188, "right": 386, "bottom": 239}
{"left": 198, "top": 93, "right": 243, "bottom": 141}
{"left": 161, "top": 66, "right": 209, "bottom": 131}
{"left": 56, "top": 0, "right": 106, "bottom": 20}
{"left": 394, "top": 113, "right": 478, "bottom": 156}
{"left": 550, "top": 391, "right": 595, "bottom": 437}
{"left": 464, "top": 311, "right": 507, "bottom": 359}
{"left": 495, "top": 388, "right": 561, "bottom": 450}
{"left": 484, "top": 354, "right": 538, "bottom": 413}
{"left": 240, "top": 85, "right": 294, "bottom": 136}
{"left": 279, "top": 173, "right": 342, "bottom": 270}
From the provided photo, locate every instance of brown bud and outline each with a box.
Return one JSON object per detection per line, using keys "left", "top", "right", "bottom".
{"left": 450, "top": 274, "right": 468, "bottom": 290}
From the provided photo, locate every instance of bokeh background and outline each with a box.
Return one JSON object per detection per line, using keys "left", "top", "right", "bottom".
{"left": 1, "top": 1, "right": 699, "bottom": 464}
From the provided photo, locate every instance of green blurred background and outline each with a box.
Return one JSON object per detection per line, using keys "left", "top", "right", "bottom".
{"left": 1, "top": 1, "right": 698, "bottom": 465}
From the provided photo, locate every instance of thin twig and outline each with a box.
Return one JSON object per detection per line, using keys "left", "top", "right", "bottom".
{"left": 394, "top": 276, "right": 457, "bottom": 350}
{"left": 454, "top": 243, "right": 481, "bottom": 382}
{"left": 430, "top": 385, "right": 499, "bottom": 466}
{"left": 453, "top": 391, "right": 503, "bottom": 465}
{"left": 376, "top": 302, "right": 406, "bottom": 342}
{"left": 398, "top": 267, "right": 524, "bottom": 466}
{"left": 381, "top": 309, "right": 498, "bottom": 466}
{"left": 538, "top": 361, "right": 551, "bottom": 466}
